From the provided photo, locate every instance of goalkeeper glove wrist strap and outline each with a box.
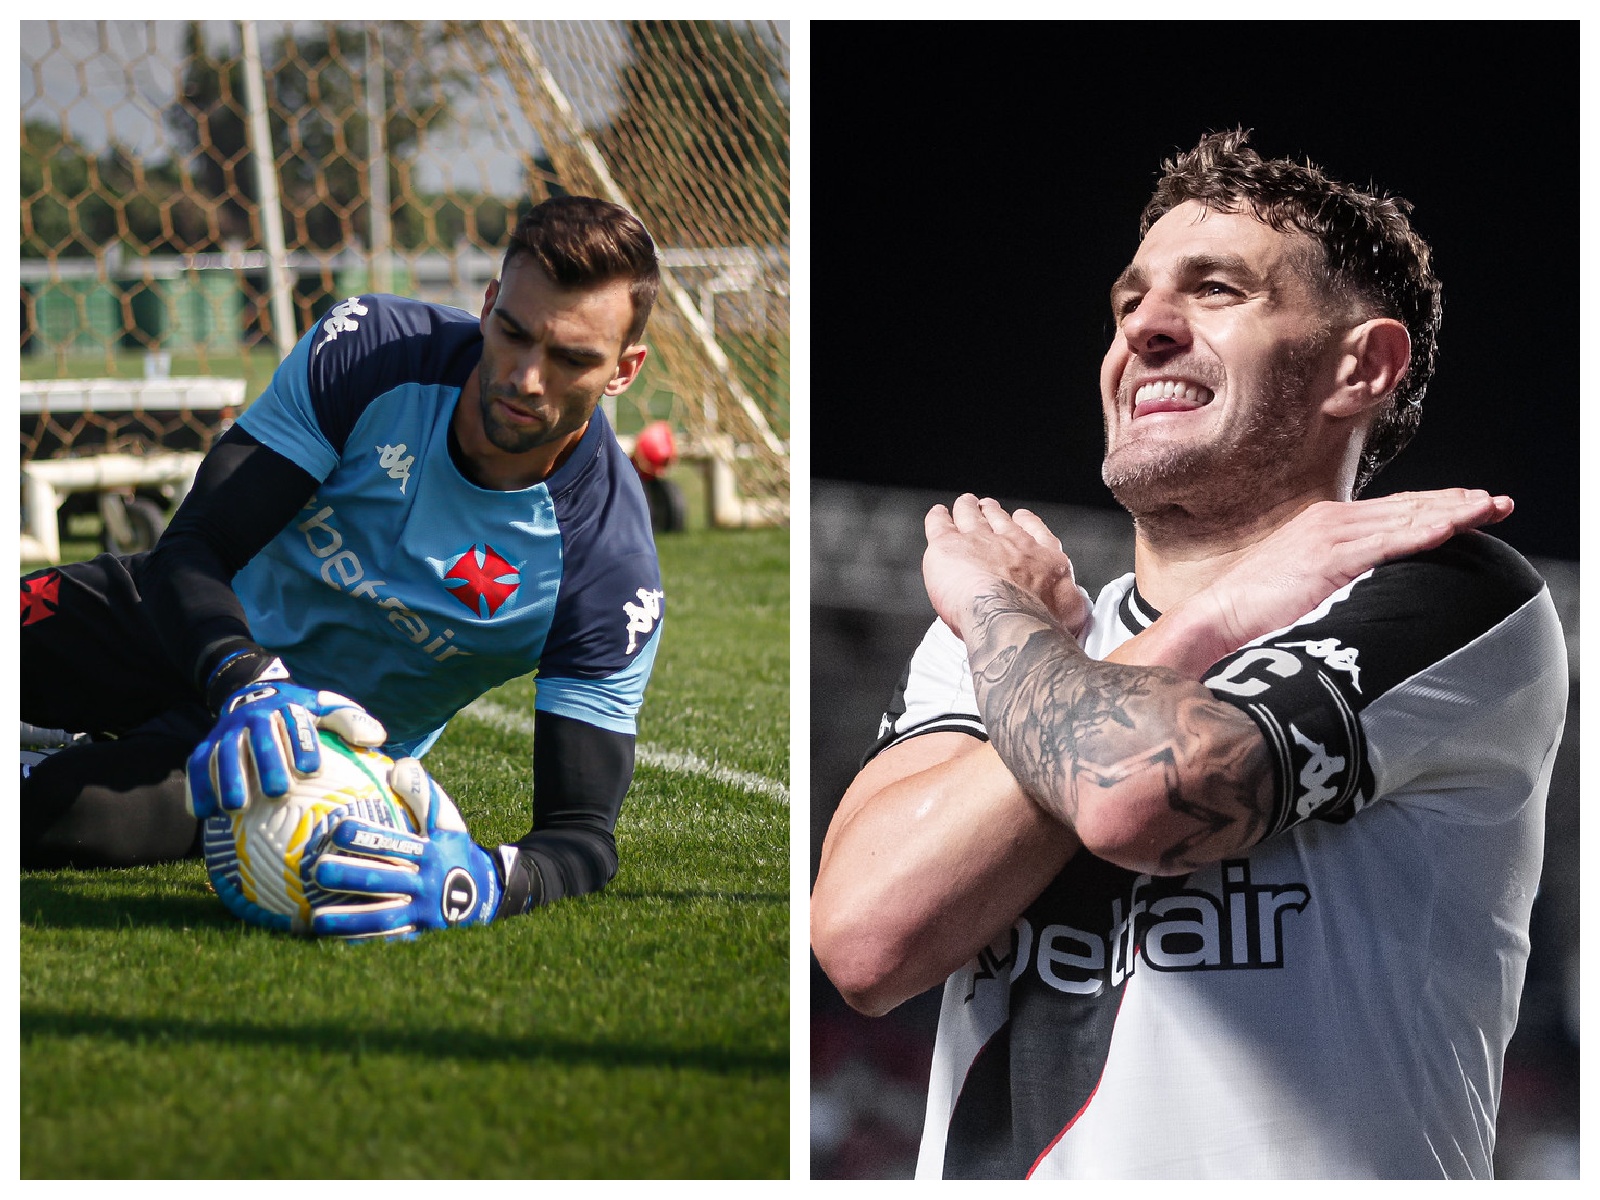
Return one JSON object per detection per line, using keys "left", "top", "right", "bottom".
{"left": 203, "top": 645, "right": 289, "bottom": 715}
{"left": 493, "top": 844, "right": 547, "bottom": 919}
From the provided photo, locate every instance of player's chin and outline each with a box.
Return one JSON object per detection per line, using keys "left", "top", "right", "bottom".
{"left": 1102, "top": 444, "right": 1206, "bottom": 503}
{"left": 485, "top": 412, "right": 556, "bottom": 454}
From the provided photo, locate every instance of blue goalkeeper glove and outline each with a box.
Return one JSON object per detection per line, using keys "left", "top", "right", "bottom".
{"left": 305, "top": 757, "right": 504, "bottom": 940}
{"left": 185, "top": 656, "right": 387, "bottom": 819}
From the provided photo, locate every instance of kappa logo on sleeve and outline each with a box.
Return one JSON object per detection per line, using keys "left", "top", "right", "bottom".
{"left": 1277, "top": 637, "right": 1362, "bottom": 692}
{"left": 316, "top": 296, "right": 369, "bottom": 353}
{"left": 1289, "top": 723, "right": 1347, "bottom": 818}
{"left": 623, "top": 587, "right": 664, "bottom": 653}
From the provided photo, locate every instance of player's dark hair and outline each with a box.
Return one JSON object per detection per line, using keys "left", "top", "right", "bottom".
{"left": 504, "top": 195, "right": 661, "bottom": 346}
{"left": 1141, "top": 129, "right": 1442, "bottom": 495}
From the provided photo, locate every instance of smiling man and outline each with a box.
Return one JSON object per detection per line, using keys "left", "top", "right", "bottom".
{"left": 22, "top": 196, "right": 667, "bottom": 933}
{"left": 812, "top": 131, "right": 1567, "bottom": 1177}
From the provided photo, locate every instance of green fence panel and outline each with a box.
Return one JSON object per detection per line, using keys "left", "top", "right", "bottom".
{"left": 29, "top": 279, "right": 121, "bottom": 355}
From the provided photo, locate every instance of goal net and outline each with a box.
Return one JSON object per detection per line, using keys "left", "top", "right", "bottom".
{"left": 22, "top": 20, "right": 790, "bottom": 524}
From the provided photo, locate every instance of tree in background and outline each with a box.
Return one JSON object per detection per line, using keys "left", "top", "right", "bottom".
{"left": 596, "top": 20, "right": 789, "bottom": 249}
{"left": 165, "top": 22, "right": 470, "bottom": 256}
{"left": 23, "top": 119, "right": 112, "bottom": 258}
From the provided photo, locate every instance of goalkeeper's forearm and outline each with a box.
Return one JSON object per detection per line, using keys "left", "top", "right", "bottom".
{"left": 137, "top": 426, "right": 319, "bottom": 698}
{"left": 493, "top": 712, "right": 635, "bottom": 917}
{"left": 494, "top": 828, "right": 619, "bottom": 914}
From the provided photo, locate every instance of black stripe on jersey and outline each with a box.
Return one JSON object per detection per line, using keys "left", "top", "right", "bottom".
{"left": 861, "top": 650, "right": 990, "bottom": 768}
{"left": 878, "top": 715, "right": 989, "bottom": 757}
{"left": 860, "top": 653, "right": 915, "bottom": 768}
{"left": 870, "top": 720, "right": 979, "bottom": 764}
{"left": 1242, "top": 699, "right": 1297, "bottom": 836}
{"left": 1118, "top": 582, "right": 1159, "bottom": 634}
{"left": 944, "top": 852, "right": 1143, "bottom": 1178}
{"left": 1313, "top": 669, "right": 1365, "bottom": 814}
{"left": 1313, "top": 531, "right": 1542, "bottom": 700}
{"left": 1204, "top": 530, "right": 1545, "bottom": 832}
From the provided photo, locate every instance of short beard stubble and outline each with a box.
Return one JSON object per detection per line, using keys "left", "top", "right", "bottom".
{"left": 1100, "top": 325, "right": 1334, "bottom": 529}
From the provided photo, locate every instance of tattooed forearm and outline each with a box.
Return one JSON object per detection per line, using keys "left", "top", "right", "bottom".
{"left": 966, "top": 580, "right": 1275, "bottom": 874}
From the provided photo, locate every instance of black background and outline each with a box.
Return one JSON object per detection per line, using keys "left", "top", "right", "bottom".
{"left": 810, "top": 20, "right": 1578, "bottom": 560}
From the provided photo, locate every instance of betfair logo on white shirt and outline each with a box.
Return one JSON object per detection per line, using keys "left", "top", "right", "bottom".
{"left": 967, "top": 859, "right": 1310, "bottom": 1003}
{"left": 376, "top": 443, "right": 414, "bottom": 493}
{"left": 316, "top": 296, "right": 369, "bottom": 353}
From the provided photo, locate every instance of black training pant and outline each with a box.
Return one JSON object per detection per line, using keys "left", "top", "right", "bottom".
{"left": 21, "top": 554, "right": 212, "bottom": 868}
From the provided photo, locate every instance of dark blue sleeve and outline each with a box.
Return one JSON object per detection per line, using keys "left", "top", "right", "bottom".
{"left": 236, "top": 295, "right": 480, "bottom": 473}
{"left": 535, "top": 426, "right": 664, "bottom": 734}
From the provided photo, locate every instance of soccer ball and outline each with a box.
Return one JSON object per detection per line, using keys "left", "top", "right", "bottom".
{"left": 201, "top": 730, "right": 418, "bottom": 934}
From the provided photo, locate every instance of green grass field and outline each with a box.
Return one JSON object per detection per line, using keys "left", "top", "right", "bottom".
{"left": 20, "top": 526, "right": 791, "bottom": 1178}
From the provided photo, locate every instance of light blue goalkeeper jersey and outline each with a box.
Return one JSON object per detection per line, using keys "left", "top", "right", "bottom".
{"left": 231, "top": 294, "right": 664, "bottom": 758}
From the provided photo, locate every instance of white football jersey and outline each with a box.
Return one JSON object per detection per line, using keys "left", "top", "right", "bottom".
{"left": 866, "top": 533, "right": 1566, "bottom": 1179}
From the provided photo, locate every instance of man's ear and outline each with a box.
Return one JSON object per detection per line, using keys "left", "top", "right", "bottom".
{"left": 479, "top": 277, "right": 501, "bottom": 324}
{"left": 605, "top": 343, "right": 648, "bottom": 396}
{"left": 1323, "top": 318, "right": 1411, "bottom": 418}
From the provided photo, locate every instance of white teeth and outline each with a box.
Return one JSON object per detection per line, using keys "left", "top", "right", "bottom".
{"left": 1133, "top": 380, "right": 1213, "bottom": 406}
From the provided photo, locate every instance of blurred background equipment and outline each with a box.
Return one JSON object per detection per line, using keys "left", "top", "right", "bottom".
{"left": 21, "top": 19, "right": 789, "bottom": 564}
{"left": 630, "top": 420, "right": 686, "bottom": 532}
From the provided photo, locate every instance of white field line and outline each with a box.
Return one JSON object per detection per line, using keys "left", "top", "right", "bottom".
{"left": 461, "top": 698, "right": 790, "bottom": 805}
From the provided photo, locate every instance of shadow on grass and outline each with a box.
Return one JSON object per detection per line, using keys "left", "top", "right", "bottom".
{"left": 20, "top": 1006, "right": 787, "bottom": 1076}
{"left": 21, "top": 875, "right": 233, "bottom": 933}
{"left": 21, "top": 876, "right": 788, "bottom": 932}
{"left": 606, "top": 888, "right": 787, "bottom": 905}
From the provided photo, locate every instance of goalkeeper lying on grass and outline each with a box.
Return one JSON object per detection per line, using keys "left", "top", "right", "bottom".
{"left": 20, "top": 196, "right": 667, "bottom": 939}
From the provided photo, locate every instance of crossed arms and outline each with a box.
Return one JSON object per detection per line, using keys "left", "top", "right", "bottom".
{"left": 811, "top": 489, "right": 1513, "bottom": 1015}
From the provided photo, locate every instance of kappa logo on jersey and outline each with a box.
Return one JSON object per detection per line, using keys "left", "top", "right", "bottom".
{"left": 296, "top": 500, "right": 471, "bottom": 663}
{"left": 443, "top": 543, "right": 521, "bottom": 618}
{"left": 21, "top": 571, "right": 61, "bottom": 626}
{"left": 315, "top": 296, "right": 369, "bottom": 353}
{"left": 1278, "top": 637, "right": 1362, "bottom": 692}
{"left": 623, "top": 587, "right": 664, "bottom": 653}
{"left": 1289, "top": 723, "right": 1347, "bottom": 817}
{"left": 376, "top": 443, "right": 414, "bottom": 493}
{"left": 977, "top": 859, "right": 1312, "bottom": 1003}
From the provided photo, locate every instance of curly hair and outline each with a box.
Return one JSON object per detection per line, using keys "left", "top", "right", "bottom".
{"left": 504, "top": 195, "right": 661, "bottom": 347}
{"left": 1140, "top": 129, "right": 1442, "bottom": 494}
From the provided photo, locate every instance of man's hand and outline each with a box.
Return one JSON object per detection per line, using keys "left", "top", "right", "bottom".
{"left": 1162, "top": 489, "right": 1514, "bottom": 675}
{"left": 923, "top": 494, "right": 1088, "bottom": 641}
{"left": 304, "top": 758, "right": 504, "bottom": 941}
{"left": 185, "top": 668, "right": 387, "bottom": 818}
